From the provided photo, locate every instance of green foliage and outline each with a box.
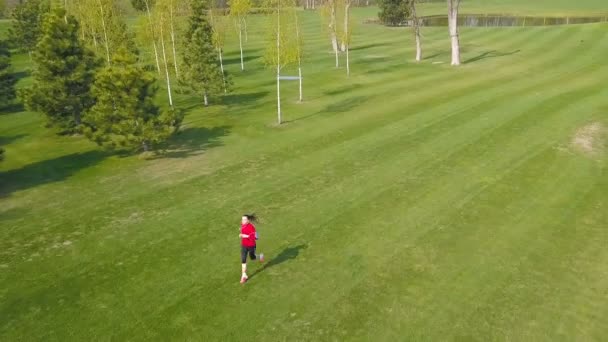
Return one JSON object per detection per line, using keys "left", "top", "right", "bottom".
{"left": 0, "top": 40, "right": 17, "bottom": 107}
{"left": 70, "top": 0, "right": 136, "bottom": 63}
{"left": 23, "top": 9, "right": 100, "bottom": 132}
{"left": 378, "top": 0, "right": 410, "bottom": 26}
{"left": 83, "top": 49, "right": 183, "bottom": 152}
{"left": 210, "top": 8, "right": 228, "bottom": 51}
{"left": 229, "top": 0, "right": 251, "bottom": 18}
{"left": 181, "top": 0, "right": 229, "bottom": 102}
{"left": 130, "top": 0, "right": 155, "bottom": 12}
{"left": 0, "top": 0, "right": 6, "bottom": 18}
{"left": 8, "top": 0, "right": 51, "bottom": 53}
{"left": 263, "top": 0, "right": 299, "bottom": 70}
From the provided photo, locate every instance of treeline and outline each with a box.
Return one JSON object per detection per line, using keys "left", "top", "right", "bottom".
{"left": 2, "top": 0, "right": 233, "bottom": 153}
{"left": 1, "top": 0, "right": 464, "bottom": 158}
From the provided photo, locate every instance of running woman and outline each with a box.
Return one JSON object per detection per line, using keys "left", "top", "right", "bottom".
{"left": 239, "top": 214, "right": 262, "bottom": 283}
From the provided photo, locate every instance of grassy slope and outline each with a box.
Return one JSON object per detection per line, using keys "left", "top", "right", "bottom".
{"left": 1, "top": 3, "right": 608, "bottom": 341}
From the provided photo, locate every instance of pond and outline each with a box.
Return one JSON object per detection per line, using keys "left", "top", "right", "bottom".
{"left": 420, "top": 15, "right": 608, "bottom": 27}
{"left": 365, "top": 15, "right": 608, "bottom": 27}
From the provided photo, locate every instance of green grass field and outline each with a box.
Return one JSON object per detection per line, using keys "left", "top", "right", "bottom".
{"left": 1, "top": 1, "right": 608, "bottom": 340}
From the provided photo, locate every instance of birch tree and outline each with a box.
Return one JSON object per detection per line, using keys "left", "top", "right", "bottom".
{"left": 338, "top": 0, "right": 352, "bottom": 75}
{"left": 447, "top": 0, "right": 460, "bottom": 66}
{"left": 265, "top": 0, "right": 299, "bottom": 124}
{"left": 210, "top": 7, "right": 229, "bottom": 93}
{"left": 138, "top": 0, "right": 162, "bottom": 74}
{"left": 229, "top": 0, "right": 251, "bottom": 71}
{"left": 410, "top": 0, "right": 421, "bottom": 61}
{"left": 156, "top": 0, "right": 182, "bottom": 78}
{"left": 70, "top": 0, "right": 134, "bottom": 65}
{"left": 157, "top": 10, "right": 174, "bottom": 107}
{"left": 321, "top": 0, "right": 339, "bottom": 67}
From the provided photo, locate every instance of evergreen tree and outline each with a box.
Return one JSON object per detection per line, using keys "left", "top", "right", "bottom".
{"left": 23, "top": 9, "right": 99, "bottom": 131}
{"left": 83, "top": 49, "right": 183, "bottom": 152}
{"left": 0, "top": 40, "right": 17, "bottom": 107}
{"left": 378, "top": 0, "right": 409, "bottom": 26}
{"left": 9, "top": 0, "right": 51, "bottom": 56}
{"left": 181, "top": 0, "right": 227, "bottom": 106}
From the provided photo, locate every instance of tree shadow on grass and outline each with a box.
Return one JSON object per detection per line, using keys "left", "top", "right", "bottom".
{"left": 0, "top": 134, "right": 28, "bottom": 146}
{"left": 223, "top": 91, "right": 270, "bottom": 108}
{"left": 14, "top": 70, "right": 30, "bottom": 81}
{"left": 350, "top": 43, "right": 387, "bottom": 52}
{"left": 0, "top": 150, "right": 109, "bottom": 197}
{"left": 250, "top": 244, "right": 308, "bottom": 279}
{"left": 224, "top": 54, "right": 261, "bottom": 66}
{"left": 463, "top": 50, "right": 521, "bottom": 64}
{"left": 423, "top": 51, "right": 447, "bottom": 60}
{"left": 285, "top": 95, "right": 372, "bottom": 124}
{"left": 0, "top": 103, "right": 25, "bottom": 115}
{"left": 156, "top": 126, "right": 231, "bottom": 158}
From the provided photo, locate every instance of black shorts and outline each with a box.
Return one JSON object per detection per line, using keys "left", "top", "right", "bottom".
{"left": 241, "top": 245, "right": 257, "bottom": 263}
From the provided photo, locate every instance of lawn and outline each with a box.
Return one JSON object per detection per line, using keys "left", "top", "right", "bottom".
{"left": 1, "top": 2, "right": 608, "bottom": 341}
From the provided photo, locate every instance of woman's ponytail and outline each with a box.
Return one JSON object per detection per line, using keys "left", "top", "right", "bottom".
{"left": 244, "top": 214, "right": 257, "bottom": 222}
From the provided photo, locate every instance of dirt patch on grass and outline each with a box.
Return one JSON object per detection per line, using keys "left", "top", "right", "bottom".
{"left": 571, "top": 122, "right": 606, "bottom": 156}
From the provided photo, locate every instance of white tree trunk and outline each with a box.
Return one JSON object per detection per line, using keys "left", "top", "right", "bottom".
{"left": 447, "top": 0, "right": 461, "bottom": 66}
{"left": 243, "top": 18, "right": 248, "bottom": 43}
{"left": 219, "top": 48, "right": 226, "bottom": 93}
{"left": 341, "top": 3, "right": 350, "bottom": 52}
{"left": 170, "top": 0, "right": 179, "bottom": 78}
{"left": 92, "top": 30, "right": 98, "bottom": 49}
{"left": 98, "top": 0, "right": 111, "bottom": 64}
{"left": 298, "top": 66, "right": 303, "bottom": 102}
{"left": 204, "top": 92, "right": 209, "bottom": 106}
{"left": 346, "top": 45, "right": 350, "bottom": 76}
{"left": 312, "top": 0, "right": 315, "bottom": 9}
{"left": 238, "top": 19, "right": 245, "bottom": 71}
{"left": 145, "top": 0, "right": 162, "bottom": 75}
{"left": 276, "top": 7, "right": 282, "bottom": 124}
{"left": 411, "top": 0, "right": 422, "bottom": 61}
{"left": 329, "top": 3, "right": 338, "bottom": 53}
{"left": 159, "top": 16, "right": 174, "bottom": 108}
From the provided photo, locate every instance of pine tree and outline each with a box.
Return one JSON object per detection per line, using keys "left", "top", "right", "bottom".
{"left": 0, "top": 40, "right": 17, "bottom": 107}
{"left": 83, "top": 48, "right": 183, "bottom": 152}
{"left": 181, "top": 0, "right": 227, "bottom": 106}
{"left": 9, "top": 0, "right": 51, "bottom": 58}
{"left": 23, "top": 9, "right": 100, "bottom": 132}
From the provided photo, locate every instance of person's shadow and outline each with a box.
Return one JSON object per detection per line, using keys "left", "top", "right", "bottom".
{"left": 250, "top": 244, "right": 308, "bottom": 279}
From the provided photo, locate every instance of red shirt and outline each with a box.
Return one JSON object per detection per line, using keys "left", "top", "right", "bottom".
{"left": 241, "top": 223, "right": 257, "bottom": 247}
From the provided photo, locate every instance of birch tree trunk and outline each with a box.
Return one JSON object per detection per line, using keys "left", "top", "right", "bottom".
{"left": 169, "top": 0, "right": 179, "bottom": 78}
{"left": 204, "top": 92, "right": 208, "bottom": 106}
{"left": 218, "top": 48, "right": 226, "bottom": 93}
{"left": 276, "top": 5, "right": 282, "bottom": 124}
{"left": 159, "top": 14, "right": 174, "bottom": 108}
{"left": 329, "top": 0, "right": 339, "bottom": 67}
{"left": 345, "top": 2, "right": 350, "bottom": 75}
{"left": 447, "top": 0, "right": 461, "bottom": 66}
{"left": 238, "top": 18, "right": 245, "bottom": 71}
{"left": 411, "top": 0, "right": 421, "bottom": 61}
{"left": 97, "top": 0, "right": 111, "bottom": 64}
{"left": 295, "top": 14, "right": 303, "bottom": 102}
{"left": 145, "top": 0, "right": 162, "bottom": 75}
{"left": 243, "top": 18, "right": 248, "bottom": 43}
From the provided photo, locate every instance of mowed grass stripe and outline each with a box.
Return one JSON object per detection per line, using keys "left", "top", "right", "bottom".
{"left": 133, "top": 65, "right": 608, "bottom": 340}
